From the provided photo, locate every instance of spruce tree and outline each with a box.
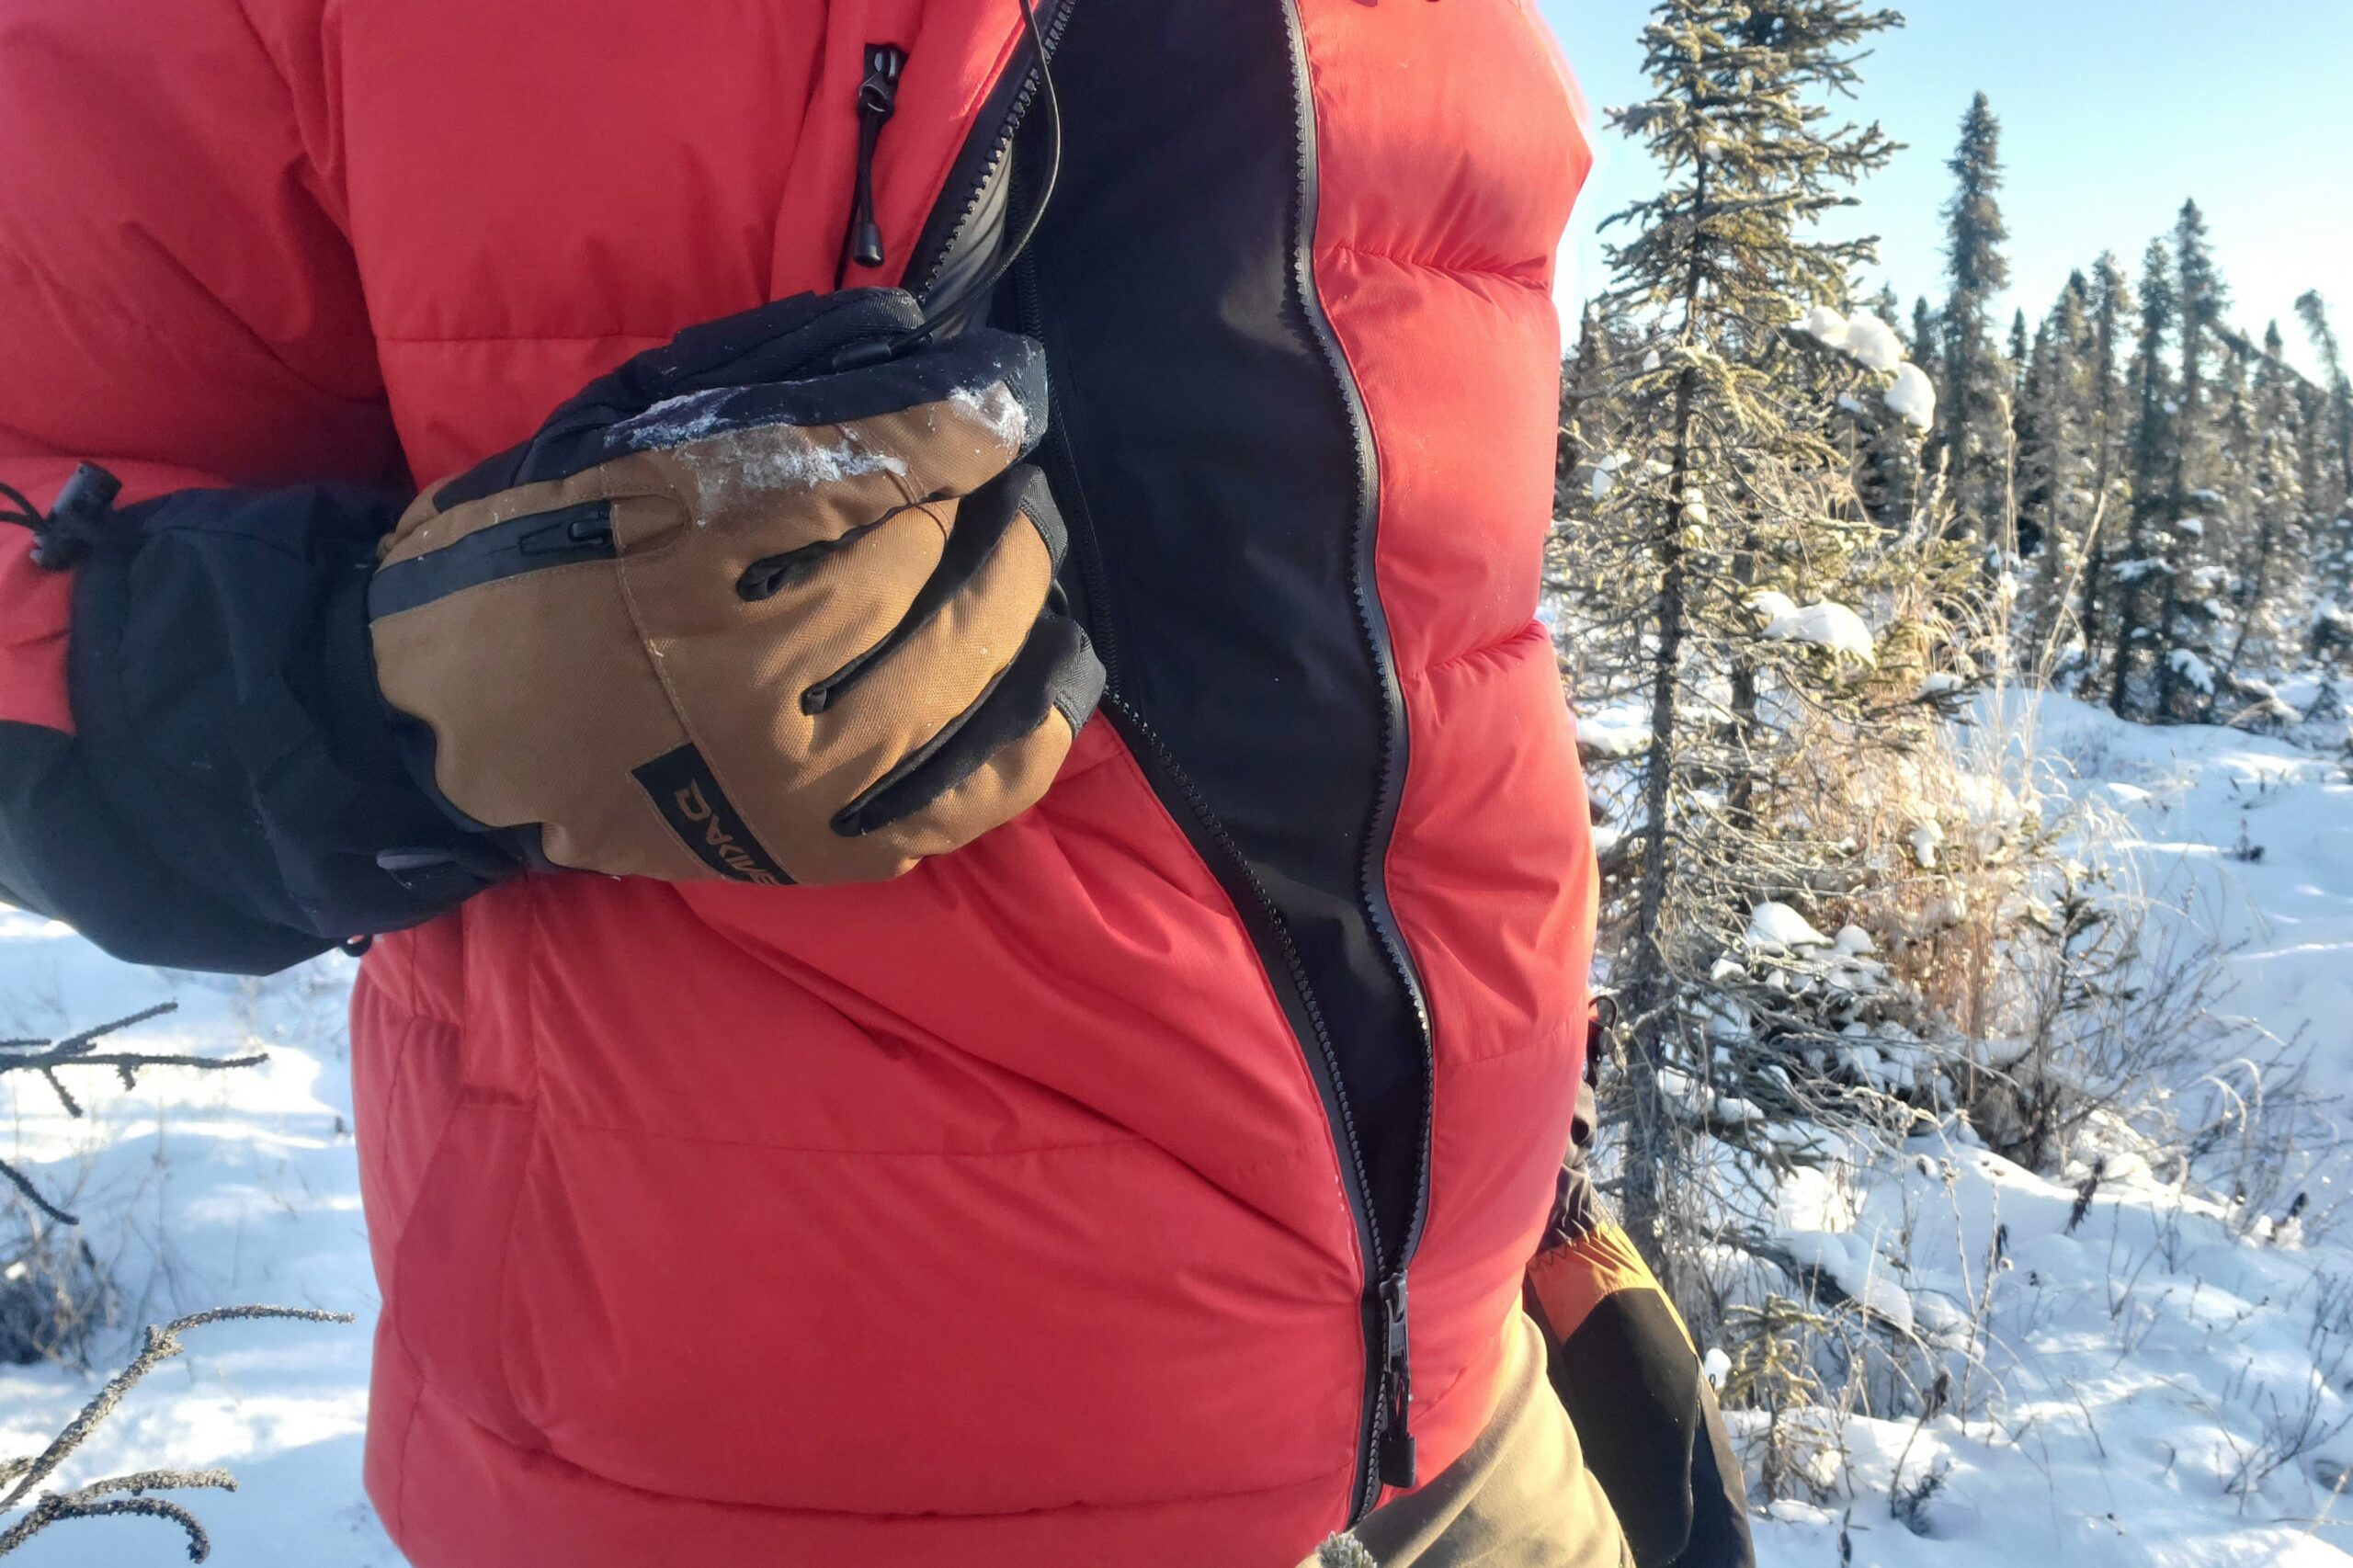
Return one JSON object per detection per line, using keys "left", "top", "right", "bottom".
{"left": 1851, "top": 285, "right": 1927, "bottom": 524}
{"left": 2008, "top": 307, "right": 2033, "bottom": 412}
{"left": 2151, "top": 201, "right": 2230, "bottom": 721}
{"left": 1556, "top": 0, "right": 1967, "bottom": 1289}
{"left": 2302, "top": 324, "right": 2353, "bottom": 631}
{"left": 2297, "top": 291, "right": 2353, "bottom": 531}
{"left": 2108, "top": 238, "right": 2176, "bottom": 718}
{"left": 2219, "top": 323, "right": 2312, "bottom": 680}
{"left": 1911, "top": 297, "right": 1939, "bottom": 371}
{"left": 2290, "top": 298, "right": 2353, "bottom": 620}
{"left": 2016, "top": 274, "right": 2094, "bottom": 664}
{"left": 1557, "top": 303, "right": 1608, "bottom": 518}
{"left": 1935, "top": 93, "right": 2013, "bottom": 540}
{"left": 2073, "top": 254, "right": 2134, "bottom": 689}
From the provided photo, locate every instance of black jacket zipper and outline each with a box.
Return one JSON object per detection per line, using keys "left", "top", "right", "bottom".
{"left": 897, "top": 0, "right": 1437, "bottom": 1524}
{"left": 1103, "top": 694, "right": 1402, "bottom": 1519}
{"left": 902, "top": 2, "right": 1074, "bottom": 306}
{"left": 1273, "top": 0, "right": 1437, "bottom": 1512}
{"left": 836, "top": 43, "right": 906, "bottom": 287}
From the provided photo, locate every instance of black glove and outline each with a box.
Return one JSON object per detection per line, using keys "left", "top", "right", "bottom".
{"left": 1525, "top": 1083, "right": 1756, "bottom": 1568}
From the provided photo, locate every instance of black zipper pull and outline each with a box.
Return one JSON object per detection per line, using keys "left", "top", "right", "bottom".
{"left": 1377, "top": 1271, "right": 1417, "bottom": 1490}
{"left": 842, "top": 44, "right": 906, "bottom": 280}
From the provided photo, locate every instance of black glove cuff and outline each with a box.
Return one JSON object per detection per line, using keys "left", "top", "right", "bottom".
{"left": 54, "top": 483, "right": 518, "bottom": 966}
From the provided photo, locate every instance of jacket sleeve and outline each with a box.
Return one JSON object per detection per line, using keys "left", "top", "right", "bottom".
{"left": 1525, "top": 1078, "right": 1756, "bottom": 1568}
{"left": 0, "top": 0, "right": 508, "bottom": 972}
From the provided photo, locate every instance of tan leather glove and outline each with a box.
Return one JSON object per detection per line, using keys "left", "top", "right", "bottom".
{"left": 368, "top": 290, "right": 1101, "bottom": 887}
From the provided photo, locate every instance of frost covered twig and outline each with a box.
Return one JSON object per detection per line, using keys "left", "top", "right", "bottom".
{"left": 0, "top": 1004, "right": 264, "bottom": 1226}
{"left": 0, "top": 1305, "right": 353, "bottom": 1561}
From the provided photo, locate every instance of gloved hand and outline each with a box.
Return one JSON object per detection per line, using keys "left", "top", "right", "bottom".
{"left": 1526, "top": 1078, "right": 1756, "bottom": 1568}
{"left": 369, "top": 289, "right": 1102, "bottom": 887}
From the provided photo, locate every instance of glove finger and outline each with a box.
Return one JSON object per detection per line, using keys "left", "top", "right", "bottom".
{"left": 797, "top": 464, "right": 1066, "bottom": 716}
{"left": 783, "top": 482, "right": 1060, "bottom": 819}
{"left": 592, "top": 326, "right": 1043, "bottom": 469}
{"left": 434, "top": 294, "right": 1042, "bottom": 508}
{"left": 432, "top": 290, "right": 920, "bottom": 507}
{"left": 567, "top": 327, "right": 1043, "bottom": 559}
{"left": 617, "top": 287, "right": 919, "bottom": 392}
{"left": 830, "top": 609, "right": 1103, "bottom": 844}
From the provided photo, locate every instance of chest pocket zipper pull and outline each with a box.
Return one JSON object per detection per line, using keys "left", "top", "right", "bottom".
{"left": 839, "top": 43, "right": 907, "bottom": 284}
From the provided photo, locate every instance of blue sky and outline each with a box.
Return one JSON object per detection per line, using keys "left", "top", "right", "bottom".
{"left": 1537, "top": 0, "right": 2353, "bottom": 376}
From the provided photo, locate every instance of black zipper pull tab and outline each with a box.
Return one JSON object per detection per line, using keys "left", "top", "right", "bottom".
{"left": 1377, "top": 1272, "right": 1417, "bottom": 1490}
{"left": 843, "top": 44, "right": 906, "bottom": 278}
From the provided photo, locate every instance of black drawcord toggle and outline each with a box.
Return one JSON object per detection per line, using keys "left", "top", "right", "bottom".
{"left": 0, "top": 462, "right": 125, "bottom": 571}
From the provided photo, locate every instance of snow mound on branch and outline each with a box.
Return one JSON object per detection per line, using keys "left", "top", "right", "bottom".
{"left": 1747, "top": 901, "right": 1833, "bottom": 950}
{"left": 1575, "top": 705, "right": 1654, "bottom": 758}
{"left": 1798, "top": 303, "right": 1850, "bottom": 346}
{"left": 1798, "top": 303, "right": 1908, "bottom": 373}
{"left": 1752, "top": 593, "right": 1877, "bottom": 663}
{"left": 1843, "top": 312, "right": 1906, "bottom": 372}
{"left": 2169, "top": 648, "right": 2215, "bottom": 693}
{"left": 1884, "top": 362, "right": 1938, "bottom": 428}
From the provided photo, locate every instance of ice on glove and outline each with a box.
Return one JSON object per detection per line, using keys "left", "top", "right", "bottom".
{"left": 369, "top": 289, "right": 1103, "bottom": 886}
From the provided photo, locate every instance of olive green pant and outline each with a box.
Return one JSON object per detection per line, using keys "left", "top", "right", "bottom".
{"left": 1306, "top": 1314, "right": 1632, "bottom": 1568}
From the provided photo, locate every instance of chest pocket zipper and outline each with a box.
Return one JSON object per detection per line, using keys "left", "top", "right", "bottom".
{"left": 836, "top": 43, "right": 907, "bottom": 287}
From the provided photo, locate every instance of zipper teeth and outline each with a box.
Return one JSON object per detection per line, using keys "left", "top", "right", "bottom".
{"left": 1274, "top": 0, "right": 1435, "bottom": 1278}
{"left": 1275, "top": 0, "right": 1434, "bottom": 1513}
{"left": 1336, "top": 390, "right": 1435, "bottom": 1264}
{"left": 910, "top": 1, "right": 1074, "bottom": 303}
{"left": 1107, "top": 696, "right": 1384, "bottom": 1269}
{"left": 1111, "top": 687, "right": 1387, "bottom": 1519}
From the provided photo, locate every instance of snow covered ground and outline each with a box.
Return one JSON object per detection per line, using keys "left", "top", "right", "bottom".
{"left": 0, "top": 691, "right": 2343, "bottom": 1565}
{"left": 0, "top": 938, "right": 395, "bottom": 1564}
{"left": 1747, "top": 693, "right": 2353, "bottom": 1568}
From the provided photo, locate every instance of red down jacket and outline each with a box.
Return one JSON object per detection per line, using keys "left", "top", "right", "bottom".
{"left": 0, "top": 1, "right": 1595, "bottom": 1562}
